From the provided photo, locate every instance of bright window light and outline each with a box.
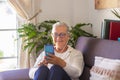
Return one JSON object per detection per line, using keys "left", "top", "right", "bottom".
{"left": 0, "top": 1, "right": 18, "bottom": 71}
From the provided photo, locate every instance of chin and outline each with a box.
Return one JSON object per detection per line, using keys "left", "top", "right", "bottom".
{"left": 58, "top": 45, "right": 67, "bottom": 49}
{"left": 57, "top": 43, "right": 64, "bottom": 46}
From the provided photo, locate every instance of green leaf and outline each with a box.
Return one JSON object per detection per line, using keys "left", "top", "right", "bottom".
{"left": 111, "top": 9, "right": 120, "bottom": 19}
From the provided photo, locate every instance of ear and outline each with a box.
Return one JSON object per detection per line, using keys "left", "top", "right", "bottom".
{"left": 67, "top": 34, "right": 70, "bottom": 41}
{"left": 68, "top": 33, "right": 70, "bottom": 39}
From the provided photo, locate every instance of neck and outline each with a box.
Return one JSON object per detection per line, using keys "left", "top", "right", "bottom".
{"left": 55, "top": 45, "right": 68, "bottom": 53}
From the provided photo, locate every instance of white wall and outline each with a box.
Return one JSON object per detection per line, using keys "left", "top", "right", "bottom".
{"left": 39, "top": 0, "right": 74, "bottom": 26}
{"left": 39, "top": 0, "right": 119, "bottom": 38}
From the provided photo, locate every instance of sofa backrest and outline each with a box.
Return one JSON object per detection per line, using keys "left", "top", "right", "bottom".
{"left": 75, "top": 36, "right": 120, "bottom": 80}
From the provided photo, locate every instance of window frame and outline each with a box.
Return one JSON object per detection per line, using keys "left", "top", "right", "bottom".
{"left": 0, "top": 1, "right": 19, "bottom": 70}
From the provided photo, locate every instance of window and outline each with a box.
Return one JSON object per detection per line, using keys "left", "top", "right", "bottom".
{"left": 0, "top": 1, "right": 18, "bottom": 71}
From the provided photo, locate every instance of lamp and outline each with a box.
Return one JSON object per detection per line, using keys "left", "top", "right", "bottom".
{"left": 95, "top": 0, "right": 120, "bottom": 9}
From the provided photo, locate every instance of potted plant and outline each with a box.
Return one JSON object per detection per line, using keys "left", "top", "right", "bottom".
{"left": 111, "top": 9, "right": 120, "bottom": 19}
{"left": 69, "top": 23, "right": 96, "bottom": 48}
{"left": 17, "top": 20, "right": 58, "bottom": 54}
{"left": 17, "top": 20, "right": 96, "bottom": 54}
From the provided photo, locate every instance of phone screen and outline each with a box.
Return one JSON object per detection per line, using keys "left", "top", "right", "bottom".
{"left": 44, "top": 44, "right": 54, "bottom": 56}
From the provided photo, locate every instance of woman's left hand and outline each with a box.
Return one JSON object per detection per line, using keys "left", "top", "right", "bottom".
{"left": 45, "top": 54, "right": 66, "bottom": 68}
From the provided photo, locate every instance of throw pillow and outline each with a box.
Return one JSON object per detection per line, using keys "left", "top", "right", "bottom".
{"left": 90, "top": 56, "right": 120, "bottom": 80}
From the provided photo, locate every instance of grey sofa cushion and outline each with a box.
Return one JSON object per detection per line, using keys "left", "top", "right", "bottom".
{"left": 0, "top": 68, "right": 30, "bottom": 80}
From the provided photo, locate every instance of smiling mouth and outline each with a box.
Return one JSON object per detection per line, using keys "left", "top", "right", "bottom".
{"left": 57, "top": 40, "right": 63, "bottom": 42}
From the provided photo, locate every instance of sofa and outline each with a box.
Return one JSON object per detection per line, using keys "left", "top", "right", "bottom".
{"left": 0, "top": 36, "right": 120, "bottom": 80}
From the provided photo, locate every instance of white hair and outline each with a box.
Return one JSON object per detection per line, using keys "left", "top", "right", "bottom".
{"left": 52, "top": 22, "right": 69, "bottom": 33}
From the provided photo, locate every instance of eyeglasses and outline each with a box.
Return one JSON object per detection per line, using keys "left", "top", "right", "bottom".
{"left": 52, "top": 33, "right": 68, "bottom": 38}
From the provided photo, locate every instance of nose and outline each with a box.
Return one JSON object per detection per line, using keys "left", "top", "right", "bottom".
{"left": 56, "top": 36, "right": 62, "bottom": 39}
{"left": 56, "top": 36, "right": 63, "bottom": 42}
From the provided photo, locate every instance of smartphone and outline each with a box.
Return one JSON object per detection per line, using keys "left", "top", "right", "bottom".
{"left": 44, "top": 44, "right": 54, "bottom": 56}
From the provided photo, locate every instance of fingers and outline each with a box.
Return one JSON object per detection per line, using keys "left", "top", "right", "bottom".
{"left": 38, "top": 59, "right": 48, "bottom": 66}
{"left": 45, "top": 54, "right": 60, "bottom": 65}
{"left": 44, "top": 54, "right": 66, "bottom": 67}
{"left": 45, "top": 54, "right": 55, "bottom": 60}
{"left": 38, "top": 62, "right": 42, "bottom": 66}
{"left": 47, "top": 53, "right": 54, "bottom": 58}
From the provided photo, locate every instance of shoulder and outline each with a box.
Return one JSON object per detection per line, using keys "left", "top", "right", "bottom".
{"left": 68, "top": 45, "right": 84, "bottom": 62}
{"left": 68, "top": 45, "right": 83, "bottom": 56}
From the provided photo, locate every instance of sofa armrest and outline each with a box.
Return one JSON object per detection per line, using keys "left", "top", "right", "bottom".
{"left": 0, "top": 68, "right": 31, "bottom": 80}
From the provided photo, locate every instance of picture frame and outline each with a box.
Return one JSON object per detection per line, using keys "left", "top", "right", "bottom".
{"left": 95, "top": 0, "right": 118, "bottom": 9}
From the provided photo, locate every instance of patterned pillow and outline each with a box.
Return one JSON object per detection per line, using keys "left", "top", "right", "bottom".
{"left": 90, "top": 56, "right": 120, "bottom": 80}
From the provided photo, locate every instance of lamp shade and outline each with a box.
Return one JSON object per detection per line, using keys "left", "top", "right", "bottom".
{"left": 95, "top": 0, "right": 120, "bottom": 9}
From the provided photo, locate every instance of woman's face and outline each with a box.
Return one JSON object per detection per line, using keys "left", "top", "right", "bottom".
{"left": 51, "top": 26, "right": 69, "bottom": 51}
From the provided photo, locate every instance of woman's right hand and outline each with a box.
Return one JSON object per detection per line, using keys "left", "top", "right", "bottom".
{"left": 38, "top": 56, "right": 48, "bottom": 66}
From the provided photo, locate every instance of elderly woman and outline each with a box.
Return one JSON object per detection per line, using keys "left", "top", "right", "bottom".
{"left": 29, "top": 22, "right": 84, "bottom": 80}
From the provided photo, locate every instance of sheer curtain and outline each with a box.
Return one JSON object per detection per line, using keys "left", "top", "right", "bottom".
{"left": 7, "top": 0, "right": 41, "bottom": 68}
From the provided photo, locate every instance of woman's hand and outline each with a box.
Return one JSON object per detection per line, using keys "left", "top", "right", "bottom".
{"left": 45, "top": 54, "right": 66, "bottom": 68}
{"left": 38, "top": 57, "right": 48, "bottom": 67}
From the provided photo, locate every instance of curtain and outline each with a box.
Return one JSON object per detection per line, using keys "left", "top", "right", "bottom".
{"left": 7, "top": 0, "right": 41, "bottom": 68}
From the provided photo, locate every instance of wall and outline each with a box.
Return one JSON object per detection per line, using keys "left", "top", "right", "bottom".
{"left": 39, "top": 0, "right": 74, "bottom": 26}
{"left": 39, "top": 0, "right": 119, "bottom": 38}
{"left": 39, "top": 0, "right": 90, "bottom": 24}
